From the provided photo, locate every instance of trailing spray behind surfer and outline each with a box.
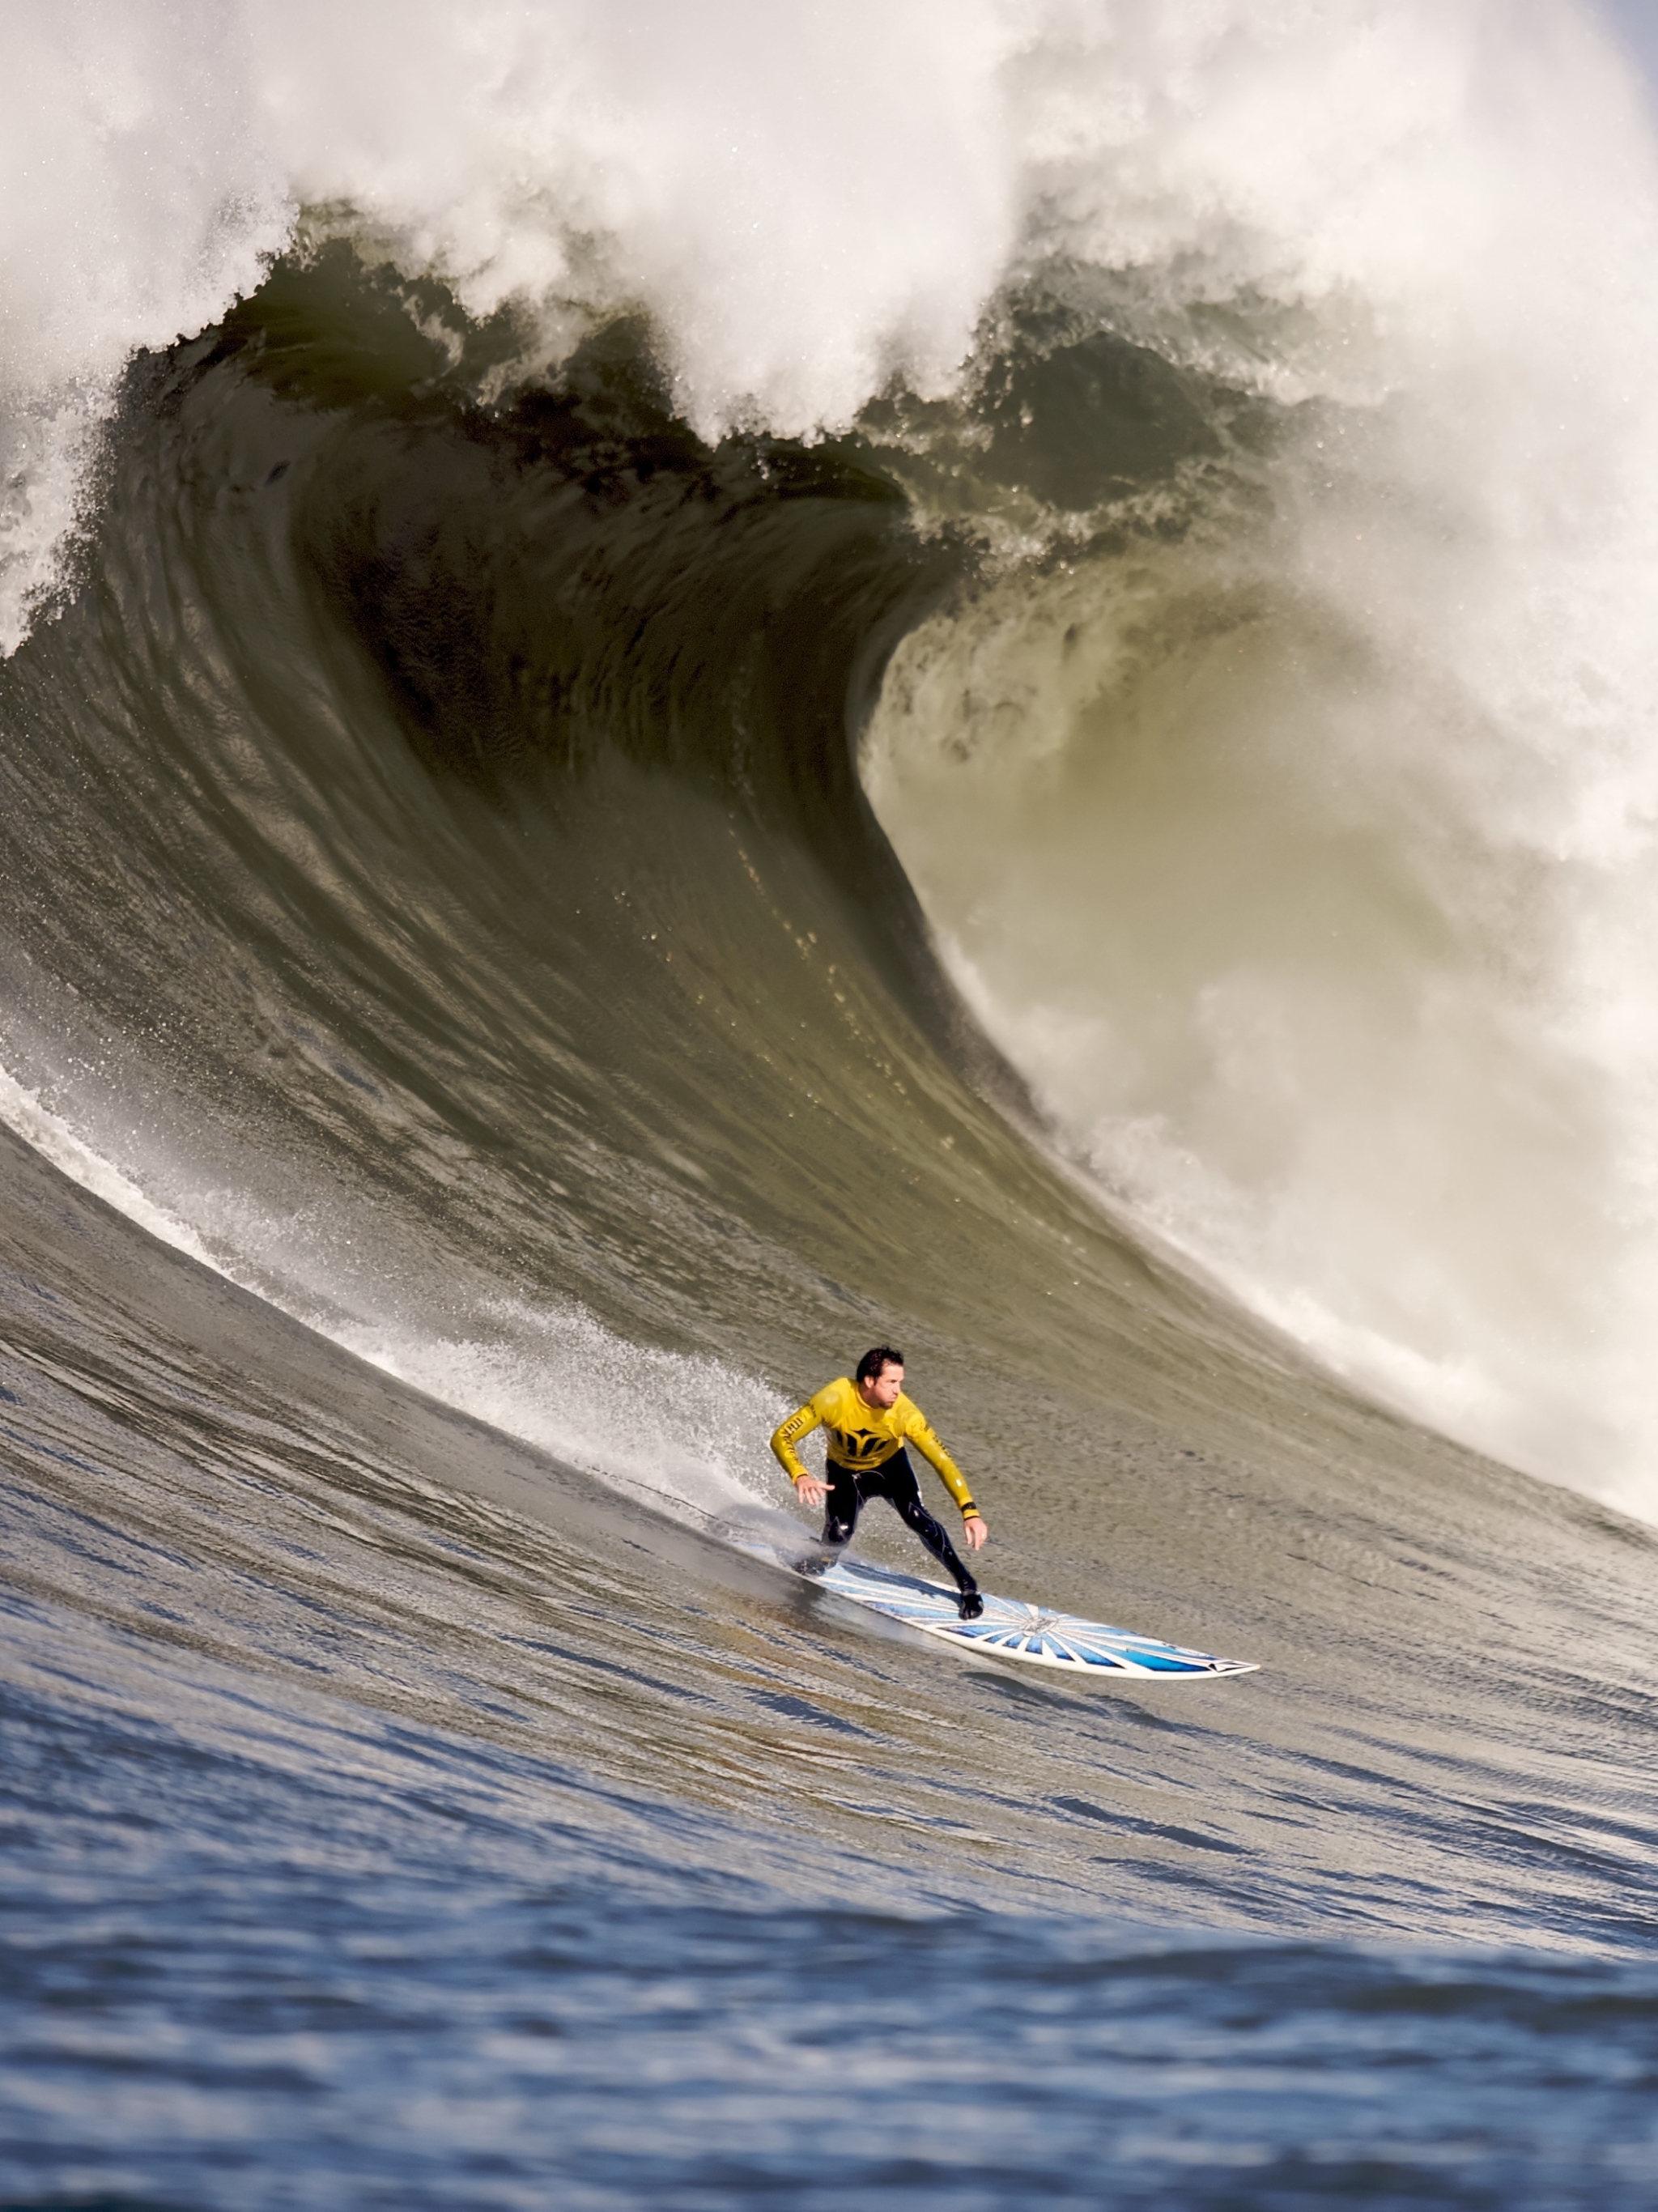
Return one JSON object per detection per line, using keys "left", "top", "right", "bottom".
{"left": 770, "top": 1347, "right": 988, "bottom": 1619}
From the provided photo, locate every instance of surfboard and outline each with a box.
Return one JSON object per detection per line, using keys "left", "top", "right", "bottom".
{"left": 793, "top": 1553, "right": 1256, "bottom": 1678}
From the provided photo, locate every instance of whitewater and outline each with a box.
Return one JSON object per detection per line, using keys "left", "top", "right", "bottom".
{"left": 6, "top": 2, "right": 1658, "bottom": 2205}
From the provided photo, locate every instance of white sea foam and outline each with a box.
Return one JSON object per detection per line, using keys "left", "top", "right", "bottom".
{"left": 0, "top": 1043, "right": 796, "bottom": 1524}
{"left": 0, "top": 1061, "right": 223, "bottom": 1270}
{"left": 862, "top": 5, "right": 1658, "bottom": 1504}
{"left": 6, "top": 0, "right": 1644, "bottom": 633}
{"left": 0, "top": 2, "right": 290, "bottom": 649}
{"left": 0, "top": 0, "right": 1030, "bottom": 648}
{"left": 332, "top": 1301, "right": 793, "bottom": 1529}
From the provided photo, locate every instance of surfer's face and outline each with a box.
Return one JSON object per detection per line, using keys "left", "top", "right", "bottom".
{"left": 860, "top": 1361, "right": 904, "bottom": 1410}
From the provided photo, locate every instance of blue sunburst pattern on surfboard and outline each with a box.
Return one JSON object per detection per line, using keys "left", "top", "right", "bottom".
{"left": 797, "top": 1555, "right": 1256, "bottom": 1678}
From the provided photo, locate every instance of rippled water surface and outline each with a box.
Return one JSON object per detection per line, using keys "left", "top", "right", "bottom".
{"left": 6, "top": 1111, "right": 1658, "bottom": 2206}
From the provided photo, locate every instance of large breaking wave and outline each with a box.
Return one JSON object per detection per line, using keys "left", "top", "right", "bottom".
{"left": 17, "top": 12, "right": 1658, "bottom": 2199}
{"left": 6, "top": 0, "right": 1658, "bottom": 1517}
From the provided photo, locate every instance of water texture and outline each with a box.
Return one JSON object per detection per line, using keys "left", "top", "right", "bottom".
{"left": 5, "top": 4, "right": 1658, "bottom": 2205}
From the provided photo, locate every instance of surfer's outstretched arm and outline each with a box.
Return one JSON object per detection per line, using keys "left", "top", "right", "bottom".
{"left": 770, "top": 1396, "right": 829, "bottom": 1507}
{"left": 902, "top": 1411, "right": 988, "bottom": 1549}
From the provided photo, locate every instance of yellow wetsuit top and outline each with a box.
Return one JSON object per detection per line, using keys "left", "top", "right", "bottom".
{"left": 770, "top": 1378, "right": 978, "bottom": 1518}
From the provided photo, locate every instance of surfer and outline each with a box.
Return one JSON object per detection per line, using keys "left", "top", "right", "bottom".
{"left": 770, "top": 1348, "right": 988, "bottom": 1619}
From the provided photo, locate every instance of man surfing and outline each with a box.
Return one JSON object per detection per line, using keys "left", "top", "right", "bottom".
{"left": 770, "top": 1347, "right": 988, "bottom": 1619}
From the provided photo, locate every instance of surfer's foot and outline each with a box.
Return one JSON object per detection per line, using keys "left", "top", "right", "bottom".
{"left": 957, "top": 1588, "right": 984, "bottom": 1620}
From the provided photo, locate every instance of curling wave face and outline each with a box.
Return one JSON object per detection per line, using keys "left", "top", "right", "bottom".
{"left": 3, "top": 227, "right": 1658, "bottom": 1895}
{"left": 0, "top": 265, "right": 1299, "bottom": 1567}
{"left": 7, "top": 0, "right": 1658, "bottom": 1510}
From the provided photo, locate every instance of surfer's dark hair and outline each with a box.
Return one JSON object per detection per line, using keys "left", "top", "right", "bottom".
{"left": 856, "top": 1346, "right": 904, "bottom": 1385}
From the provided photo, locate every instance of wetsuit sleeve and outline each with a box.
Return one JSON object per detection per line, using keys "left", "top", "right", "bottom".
{"left": 770, "top": 1393, "right": 827, "bottom": 1484}
{"left": 903, "top": 1408, "right": 979, "bottom": 1516}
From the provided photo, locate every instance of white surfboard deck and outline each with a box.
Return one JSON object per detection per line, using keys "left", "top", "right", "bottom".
{"left": 793, "top": 1553, "right": 1257, "bottom": 1678}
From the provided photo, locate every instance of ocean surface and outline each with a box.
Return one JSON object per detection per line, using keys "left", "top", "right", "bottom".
{"left": 6, "top": 4, "right": 1658, "bottom": 2205}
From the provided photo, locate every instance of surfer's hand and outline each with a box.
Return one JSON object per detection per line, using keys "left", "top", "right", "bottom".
{"left": 794, "top": 1474, "right": 827, "bottom": 1508}
{"left": 963, "top": 1512, "right": 988, "bottom": 1551}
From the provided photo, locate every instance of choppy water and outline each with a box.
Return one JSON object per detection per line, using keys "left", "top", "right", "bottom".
{"left": 6, "top": 4, "right": 1658, "bottom": 2205}
{"left": 8, "top": 1122, "right": 1658, "bottom": 2207}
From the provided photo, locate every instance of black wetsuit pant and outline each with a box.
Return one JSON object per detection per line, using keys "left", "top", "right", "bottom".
{"left": 822, "top": 1449, "right": 977, "bottom": 1595}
